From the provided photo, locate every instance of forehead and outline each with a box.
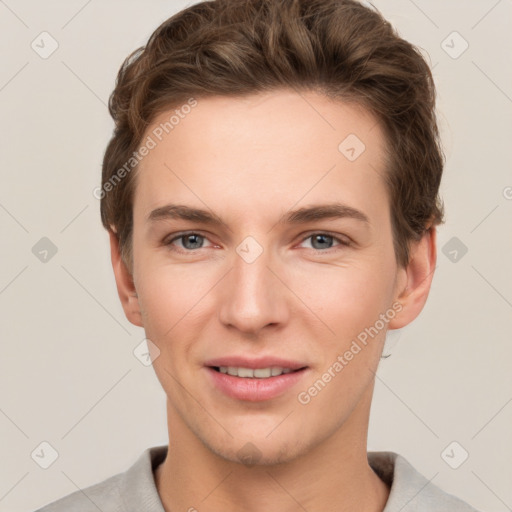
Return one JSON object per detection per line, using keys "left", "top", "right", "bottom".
{"left": 133, "top": 89, "right": 388, "bottom": 224}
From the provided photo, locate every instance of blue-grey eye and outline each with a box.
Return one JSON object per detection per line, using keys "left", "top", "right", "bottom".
{"left": 309, "top": 234, "right": 335, "bottom": 250}
{"left": 177, "top": 233, "right": 205, "bottom": 250}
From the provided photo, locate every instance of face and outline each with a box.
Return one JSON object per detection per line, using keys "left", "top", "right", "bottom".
{"left": 113, "top": 89, "right": 430, "bottom": 466}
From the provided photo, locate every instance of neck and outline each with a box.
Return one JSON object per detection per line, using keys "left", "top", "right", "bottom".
{"left": 154, "top": 385, "right": 389, "bottom": 512}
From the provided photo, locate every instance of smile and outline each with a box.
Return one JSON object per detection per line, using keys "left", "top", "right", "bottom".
{"left": 205, "top": 366, "right": 309, "bottom": 401}
{"left": 212, "top": 366, "right": 301, "bottom": 378}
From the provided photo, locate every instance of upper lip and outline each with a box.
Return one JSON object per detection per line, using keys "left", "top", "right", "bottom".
{"left": 204, "top": 356, "right": 308, "bottom": 370}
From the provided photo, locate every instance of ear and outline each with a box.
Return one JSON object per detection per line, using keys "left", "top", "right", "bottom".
{"left": 388, "top": 227, "right": 437, "bottom": 330}
{"left": 108, "top": 229, "right": 143, "bottom": 327}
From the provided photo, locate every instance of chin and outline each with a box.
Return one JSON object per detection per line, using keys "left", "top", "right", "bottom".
{"left": 207, "top": 434, "right": 307, "bottom": 467}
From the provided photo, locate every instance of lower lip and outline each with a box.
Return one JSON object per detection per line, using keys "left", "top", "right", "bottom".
{"left": 205, "top": 367, "right": 308, "bottom": 402}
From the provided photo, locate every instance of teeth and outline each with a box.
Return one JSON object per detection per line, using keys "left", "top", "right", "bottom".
{"left": 218, "top": 366, "right": 294, "bottom": 378}
{"left": 255, "top": 368, "right": 271, "bottom": 378}
{"left": 237, "top": 367, "right": 254, "bottom": 378}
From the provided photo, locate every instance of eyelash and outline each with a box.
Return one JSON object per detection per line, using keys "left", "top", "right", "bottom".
{"left": 163, "top": 231, "right": 352, "bottom": 254}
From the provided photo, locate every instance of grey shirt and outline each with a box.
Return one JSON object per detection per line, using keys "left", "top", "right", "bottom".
{"left": 35, "top": 445, "right": 481, "bottom": 511}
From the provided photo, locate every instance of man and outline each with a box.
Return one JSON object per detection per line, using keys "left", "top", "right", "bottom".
{"left": 36, "top": 0, "right": 481, "bottom": 510}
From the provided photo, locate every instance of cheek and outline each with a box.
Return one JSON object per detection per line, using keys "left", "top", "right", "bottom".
{"left": 292, "top": 265, "right": 394, "bottom": 412}
{"left": 291, "top": 257, "right": 395, "bottom": 339}
{"left": 134, "top": 254, "right": 220, "bottom": 354}
{"left": 137, "top": 269, "right": 192, "bottom": 334}
{"left": 135, "top": 267, "right": 200, "bottom": 390}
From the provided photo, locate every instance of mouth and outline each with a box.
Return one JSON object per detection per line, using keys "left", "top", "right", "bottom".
{"left": 205, "top": 365, "right": 309, "bottom": 401}
{"left": 208, "top": 365, "right": 308, "bottom": 378}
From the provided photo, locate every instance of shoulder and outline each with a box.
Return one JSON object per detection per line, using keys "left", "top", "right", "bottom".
{"left": 33, "top": 445, "right": 168, "bottom": 512}
{"left": 33, "top": 473, "right": 123, "bottom": 512}
{"left": 368, "top": 450, "right": 483, "bottom": 512}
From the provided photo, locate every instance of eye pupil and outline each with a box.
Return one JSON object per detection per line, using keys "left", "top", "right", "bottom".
{"left": 183, "top": 234, "right": 203, "bottom": 249}
{"left": 311, "top": 234, "right": 333, "bottom": 250}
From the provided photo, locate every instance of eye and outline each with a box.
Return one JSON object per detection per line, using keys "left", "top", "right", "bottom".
{"left": 164, "top": 232, "right": 214, "bottom": 252}
{"left": 298, "top": 232, "right": 351, "bottom": 251}
{"left": 163, "top": 231, "right": 351, "bottom": 254}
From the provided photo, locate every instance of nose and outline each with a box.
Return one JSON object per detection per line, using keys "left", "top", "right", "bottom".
{"left": 218, "top": 240, "right": 290, "bottom": 335}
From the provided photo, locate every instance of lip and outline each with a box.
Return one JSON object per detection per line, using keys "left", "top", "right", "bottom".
{"left": 204, "top": 366, "right": 309, "bottom": 402}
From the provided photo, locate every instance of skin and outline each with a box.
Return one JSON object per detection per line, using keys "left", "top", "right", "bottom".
{"left": 109, "top": 89, "right": 437, "bottom": 512}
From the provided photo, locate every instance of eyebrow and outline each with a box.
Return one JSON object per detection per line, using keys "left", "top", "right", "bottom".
{"left": 147, "top": 203, "right": 370, "bottom": 227}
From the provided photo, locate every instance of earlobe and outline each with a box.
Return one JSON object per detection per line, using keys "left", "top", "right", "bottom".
{"left": 388, "top": 227, "right": 437, "bottom": 330}
{"left": 108, "top": 230, "right": 143, "bottom": 327}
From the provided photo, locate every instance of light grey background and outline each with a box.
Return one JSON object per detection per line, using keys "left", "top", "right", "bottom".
{"left": 1, "top": 1, "right": 511, "bottom": 511}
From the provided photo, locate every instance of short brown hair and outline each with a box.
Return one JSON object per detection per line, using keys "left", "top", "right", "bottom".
{"left": 100, "top": 0, "right": 444, "bottom": 271}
